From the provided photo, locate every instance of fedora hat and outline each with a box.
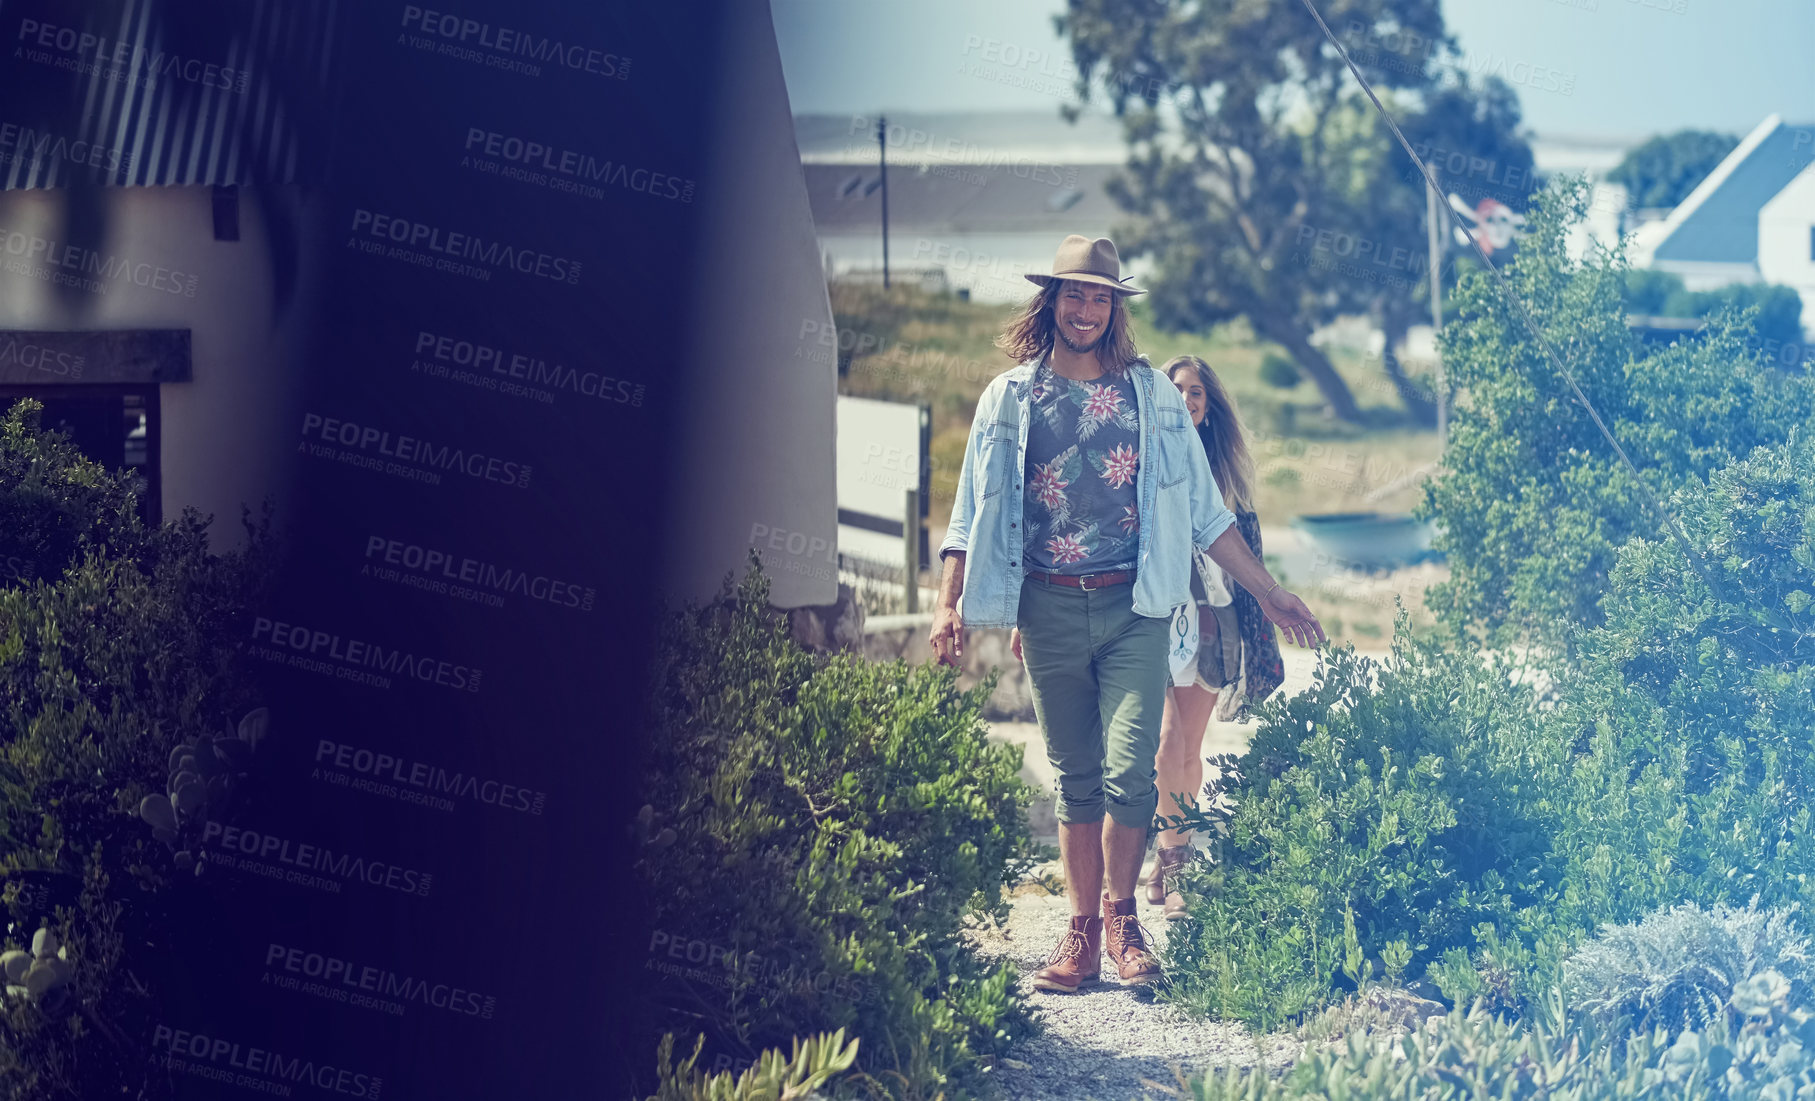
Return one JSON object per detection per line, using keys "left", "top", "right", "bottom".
{"left": 1025, "top": 234, "right": 1145, "bottom": 296}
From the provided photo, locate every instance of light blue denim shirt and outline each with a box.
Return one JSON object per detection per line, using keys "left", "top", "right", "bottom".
{"left": 939, "top": 355, "right": 1237, "bottom": 628}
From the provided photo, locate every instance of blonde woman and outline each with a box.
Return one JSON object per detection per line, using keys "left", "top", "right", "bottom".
{"left": 1146, "top": 355, "right": 1285, "bottom": 919}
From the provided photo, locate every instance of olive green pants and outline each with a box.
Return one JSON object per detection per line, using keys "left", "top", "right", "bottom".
{"left": 1017, "top": 577, "right": 1169, "bottom": 831}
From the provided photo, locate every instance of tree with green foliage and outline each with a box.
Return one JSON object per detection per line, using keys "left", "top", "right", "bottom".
{"left": 1420, "top": 179, "right": 1815, "bottom": 647}
{"left": 1608, "top": 129, "right": 1738, "bottom": 210}
{"left": 1057, "top": 0, "right": 1528, "bottom": 424}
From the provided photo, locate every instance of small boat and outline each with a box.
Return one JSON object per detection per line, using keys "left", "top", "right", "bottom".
{"left": 1290, "top": 512, "right": 1440, "bottom": 571}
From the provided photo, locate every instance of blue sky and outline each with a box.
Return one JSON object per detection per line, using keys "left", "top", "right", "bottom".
{"left": 772, "top": 0, "right": 1815, "bottom": 139}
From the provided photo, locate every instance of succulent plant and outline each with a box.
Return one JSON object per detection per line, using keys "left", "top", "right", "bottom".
{"left": 1565, "top": 899, "right": 1813, "bottom": 1038}
{"left": 646, "top": 1029, "right": 859, "bottom": 1101}
{"left": 631, "top": 804, "right": 678, "bottom": 850}
{"left": 1, "top": 950, "right": 30, "bottom": 984}
{"left": 1, "top": 927, "right": 73, "bottom": 1014}
{"left": 138, "top": 706, "right": 271, "bottom": 873}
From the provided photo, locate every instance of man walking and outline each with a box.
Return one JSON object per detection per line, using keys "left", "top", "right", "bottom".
{"left": 930, "top": 235, "right": 1325, "bottom": 993}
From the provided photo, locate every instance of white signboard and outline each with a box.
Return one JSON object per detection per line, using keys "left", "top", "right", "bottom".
{"left": 836, "top": 395, "right": 927, "bottom": 564}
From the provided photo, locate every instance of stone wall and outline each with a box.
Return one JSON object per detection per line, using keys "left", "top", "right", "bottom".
{"left": 861, "top": 612, "right": 1035, "bottom": 721}
{"left": 786, "top": 583, "right": 866, "bottom": 653}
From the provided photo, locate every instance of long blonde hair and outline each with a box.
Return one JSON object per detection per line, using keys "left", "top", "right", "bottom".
{"left": 1163, "top": 355, "right": 1256, "bottom": 513}
{"left": 995, "top": 279, "right": 1140, "bottom": 374}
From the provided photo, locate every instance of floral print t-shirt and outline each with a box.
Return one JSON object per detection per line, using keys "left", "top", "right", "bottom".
{"left": 1022, "top": 361, "right": 1141, "bottom": 574}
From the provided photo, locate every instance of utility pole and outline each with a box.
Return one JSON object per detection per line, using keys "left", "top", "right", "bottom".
{"left": 1427, "top": 179, "right": 1446, "bottom": 449}
{"left": 877, "top": 115, "right": 890, "bottom": 289}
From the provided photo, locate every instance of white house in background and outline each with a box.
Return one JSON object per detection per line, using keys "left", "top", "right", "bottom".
{"left": 0, "top": 1, "right": 334, "bottom": 536}
{"left": 1759, "top": 167, "right": 1815, "bottom": 330}
{"left": 1631, "top": 114, "right": 1815, "bottom": 333}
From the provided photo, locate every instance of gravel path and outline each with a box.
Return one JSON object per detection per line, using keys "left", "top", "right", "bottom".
{"left": 969, "top": 862, "right": 1301, "bottom": 1101}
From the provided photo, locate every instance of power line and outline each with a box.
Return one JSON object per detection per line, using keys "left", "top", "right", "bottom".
{"left": 1294, "top": 0, "right": 1727, "bottom": 607}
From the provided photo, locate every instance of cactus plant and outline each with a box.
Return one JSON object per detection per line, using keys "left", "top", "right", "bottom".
{"left": 0, "top": 926, "right": 74, "bottom": 1015}
{"left": 138, "top": 706, "right": 271, "bottom": 873}
{"left": 631, "top": 804, "right": 678, "bottom": 850}
{"left": 1, "top": 949, "right": 30, "bottom": 984}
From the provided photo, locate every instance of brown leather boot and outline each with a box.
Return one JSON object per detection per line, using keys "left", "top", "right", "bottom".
{"left": 1031, "top": 914, "right": 1102, "bottom": 994}
{"left": 1155, "top": 844, "right": 1192, "bottom": 921}
{"left": 1143, "top": 849, "right": 1166, "bottom": 906}
{"left": 1103, "top": 894, "right": 1162, "bottom": 984}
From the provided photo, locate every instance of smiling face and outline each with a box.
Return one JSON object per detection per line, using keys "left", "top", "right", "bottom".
{"left": 1053, "top": 279, "right": 1115, "bottom": 353}
{"left": 1170, "top": 365, "right": 1208, "bottom": 426}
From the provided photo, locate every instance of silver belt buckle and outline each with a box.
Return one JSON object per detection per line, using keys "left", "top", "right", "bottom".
{"left": 1078, "top": 573, "right": 1098, "bottom": 592}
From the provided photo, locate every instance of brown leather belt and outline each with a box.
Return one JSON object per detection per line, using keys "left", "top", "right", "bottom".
{"left": 1025, "top": 568, "right": 1135, "bottom": 591}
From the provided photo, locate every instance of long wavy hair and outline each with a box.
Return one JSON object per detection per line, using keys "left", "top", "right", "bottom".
{"left": 1163, "top": 355, "right": 1257, "bottom": 514}
{"left": 995, "top": 279, "right": 1140, "bottom": 374}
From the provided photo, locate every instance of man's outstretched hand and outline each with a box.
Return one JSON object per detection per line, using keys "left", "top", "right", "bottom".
{"left": 1261, "top": 587, "right": 1327, "bottom": 649}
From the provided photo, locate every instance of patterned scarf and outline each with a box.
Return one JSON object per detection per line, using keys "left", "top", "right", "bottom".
{"left": 1211, "top": 509, "right": 1287, "bottom": 723}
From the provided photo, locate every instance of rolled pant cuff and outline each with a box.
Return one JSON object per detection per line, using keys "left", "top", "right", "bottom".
{"left": 1054, "top": 798, "right": 1105, "bottom": 826}
{"left": 1104, "top": 796, "right": 1158, "bottom": 832}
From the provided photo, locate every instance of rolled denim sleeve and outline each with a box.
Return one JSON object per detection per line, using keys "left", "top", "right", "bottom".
{"left": 938, "top": 381, "right": 996, "bottom": 559}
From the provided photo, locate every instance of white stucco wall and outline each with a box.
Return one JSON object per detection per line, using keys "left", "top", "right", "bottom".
{"left": 664, "top": 0, "right": 838, "bottom": 608}
{"left": 0, "top": 184, "right": 322, "bottom": 543}
{"left": 1759, "top": 165, "right": 1815, "bottom": 334}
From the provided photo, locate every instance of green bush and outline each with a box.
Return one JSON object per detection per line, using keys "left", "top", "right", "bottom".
{"left": 1166, "top": 434, "right": 1815, "bottom": 1026}
{"left": 1622, "top": 267, "right": 1807, "bottom": 352}
{"left": 1161, "top": 181, "right": 1815, "bottom": 1033}
{"left": 1159, "top": 634, "right": 1567, "bottom": 1027}
{"left": 0, "top": 401, "right": 145, "bottom": 588}
{"left": 1258, "top": 352, "right": 1303, "bottom": 390}
{"left": 0, "top": 398, "right": 273, "bottom": 1100}
{"left": 636, "top": 563, "right": 1038, "bottom": 1100}
{"left": 1564, "top": 435, "right": 1815, "bottom": 917}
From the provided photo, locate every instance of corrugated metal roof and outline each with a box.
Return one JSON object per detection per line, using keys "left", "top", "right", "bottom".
{"left": 804, "top": 162, "right": 1129, "bottom": 236}
{"left": 0, "top": 0, "right": 337, "bottom": 190}
{"left": 796, "top": 110, "right": 1132, "bottom": 166}
{"left": 1650, "top": 116, "right": 1815, "bottom": 265}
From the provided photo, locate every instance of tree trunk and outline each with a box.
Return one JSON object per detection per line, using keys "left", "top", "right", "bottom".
{"left": 1254, "top": 313, "right": 1364, "bottom": 425}
{"left": 1379, "top": 313, "right": 1438, "bottom": 427}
